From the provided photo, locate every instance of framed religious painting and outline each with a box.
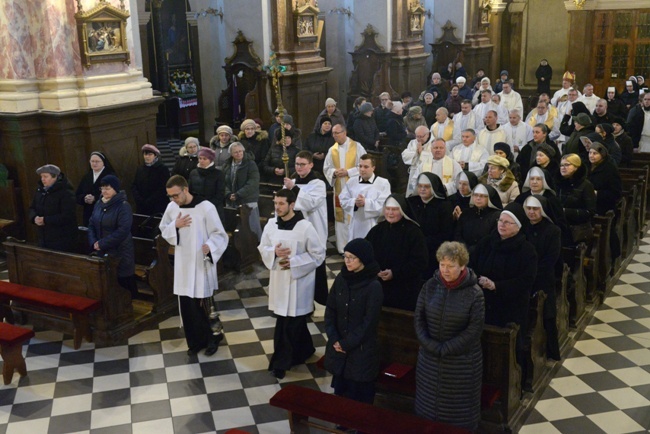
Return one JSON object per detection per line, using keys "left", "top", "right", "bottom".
{"left": 293, "top": 1, "right": 319, "bottom": 44}
{"left": 75, "top": 0, "right": 130, "bottom": 68}
{"left": 408, "top": 1, "right": 425, "bottom": 37}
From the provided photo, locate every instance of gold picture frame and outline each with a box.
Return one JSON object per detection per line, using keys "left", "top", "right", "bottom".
{"left": 408, "top": 1, "right": 426, "bottom": 37}
{"left": 293, "top": 1, "right": 319, "bottom": 44}
{"left": 75, "top": 0, "right": 130, "bottom": 69}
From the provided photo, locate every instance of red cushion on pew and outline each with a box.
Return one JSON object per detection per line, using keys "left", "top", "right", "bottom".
{"left": 0, "top": 323, "right": 35, "bottom": 346}
{"left": 0, "top": 282, "right": 100, "bottom": 314}
{"left": 481, "top": 384, "right": 501, "bottom": 408}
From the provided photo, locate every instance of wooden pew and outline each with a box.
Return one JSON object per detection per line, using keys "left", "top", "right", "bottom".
{"left": 593, "top": 211, "right": 615, "bottom": 296}
{"left": 525, "top": 292, "right": 547, "bottom": 393}
{"left": 620, "top": 173, "right": 644, "bottom": 253}
{"left": 0, "top": 180, "right": 23, "bottom": 243}
{"left": 374, "top": 307, "right": 523, "bottom": 432}
{"left": 619, "top": 165, "right": 649, "bottom": 236}
{"left": 562, "top": 243, "right": 587, "bottom": 328}
{"left": 3, "top": 238, "right": 176, "bottom": 347}
{"left": 0, "top": 323, "right": 35, "bottom": 385}
{"left": 620, "top": 182, "right": 640, "bottom": 259}
{"left": 269, "top": 384, "right": 470, "bottom": 434}
{"left": 556, "top": 264, "right": 571, "bottom": 352}
{"left": 581, "top": 223, "right": 602, "bottom": 305}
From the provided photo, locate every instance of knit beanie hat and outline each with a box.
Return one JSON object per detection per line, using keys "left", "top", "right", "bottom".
{"left": 320, "top": 116, "right": 333, "bottom": 126}
{"left": 185, "top": 137, "right": 200, "bottom": 147}
{"left": 360, "top": 102, "right": 374, "bottom": 114}
{"left": 344, "top": 238, "right": 375, "bottom": 266}
{"left": 216, "top": 125, "right": 233, "bottom": 136}
{"left": 325, "top": 97, "right": 337, "bottom": 107}
{"left": 198, "top": 147, "right": 216, "bottom": 162}
{"left": 240, "top": 119, "right": 256, "bottom": 131}
{"left": 100, "top": 175, "right": 121, "bottom": 192}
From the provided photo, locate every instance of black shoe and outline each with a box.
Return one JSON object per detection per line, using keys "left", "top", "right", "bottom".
{"left": 187, "top": 347, "right": 200, "bottom": 356}
{"left": 204, "top": 333, "right": 224, "bottom": 356}
{"left": 271, "top": 369, "right": 286, "bottom": 379}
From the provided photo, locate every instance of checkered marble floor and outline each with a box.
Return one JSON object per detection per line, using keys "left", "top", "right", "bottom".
{"left": 3, "top": 233, "right": 650, "bottom": 434}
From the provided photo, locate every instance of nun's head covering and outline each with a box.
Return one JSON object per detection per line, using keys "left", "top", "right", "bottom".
{"left": 456, "top": 170, "right": 479, "bottom": 196}
{"left": 524, "top": 194, "right": 554, "bottom": 223}
{"left": 470, "top": 184, "right": 503, "bottom": 210}
{"left": 502, "top": 202, "right": 528, "bottom": 230}
{"left": 523, "top": 166, "right": 555, "bottom": 193}
{"left": 381, "top": 194, "right": 418, "bottom": 224}
{"left": 416, "top": 172, "right": 447, "bottom": 200}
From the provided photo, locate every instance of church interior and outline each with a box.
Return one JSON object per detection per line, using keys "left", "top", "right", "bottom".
{"left": 2, "top": 0, "right": 650, "bottom": 433}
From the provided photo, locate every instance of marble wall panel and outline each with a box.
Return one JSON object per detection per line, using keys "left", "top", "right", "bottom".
{"left": 0, "top": 1, "right": 37, "bottom": 79}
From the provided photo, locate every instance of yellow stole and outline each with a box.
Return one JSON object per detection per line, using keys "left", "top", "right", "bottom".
{"left": 528, "top": 110, "right": 556, "bottom": 130}
{"left": 330, "top": 141, "right": 358, "bottom": 223}
{"left": 433, "top": 121, "right": 455, "bottom": 142}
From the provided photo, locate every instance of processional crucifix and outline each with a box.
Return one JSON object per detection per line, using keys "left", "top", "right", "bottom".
{"left": 265, "top": 52, "right": 290, "bottom": 176}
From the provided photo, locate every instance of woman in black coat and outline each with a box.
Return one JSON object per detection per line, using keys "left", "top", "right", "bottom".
{"left": 450, "top": 170, "right": 479, "bottom": 219}
{"left": 422, "top": 93, "right": 439, "bottom": 128}
{"left": 304, "top": 116, "right": 335, "bottom": 175}
{"left": 171, "top": 137, "right": 200, "bottom": 180}
{"left": 29, "top": 165, "right": 78, "bottom": 253}
{"left": 535, "top": 59, "right": 552, "bottom": 95}
{"left": 324, "top": 239, "right": 383, "bottom": 404}
{"left": 237, "top": 119, "right": 270, "bottom": 169}
{"left": 407, "top": 172, "right": 454, "bottom": 279}
{"left": 353, "top": 103, "right": 380, "bottom": 149}
{"left": 365, "top": 194, "right": 428, "bottom": 311}
{"left": 188, "top": 147, "right": 226, "bottom": 222}
{"left": 132, "top": 144, "right": 170, "bottom": 216}
{"left": 88, "top": 175, "right": 137, "bottom": 298}
{"left": 75, "top": 151, "right": 116, "bottom": 226}
{"left": 262, "top": 129, "right": 300, "bottom": 184}
{"left": 523, "top": 195, "right": 562, "bottom": 360}
{"left": 454, "top": 183, "right": 502, "bottom": 255}
{"left": 588, "top": 143, "right": 623, "bottom": 262}
{"left": 414, "top": 241, "right": 484, "bottom": 432}
{"left": 517, "top": 124, "right": 561, "bottom": 181}
{"left": 470, "top": 202, "right": 537, "bottom": 369}
{"left": 385, "top": 105, "right": 407, "bottom": 148}
{"left": 556, "top": 154, "right": 596, "bottom": 243}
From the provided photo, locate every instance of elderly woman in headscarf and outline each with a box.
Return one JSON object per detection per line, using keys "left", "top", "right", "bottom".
{"left": 556, "top": 154, "right": 596, "bottom": 244}
{"left": 479, "top": 155, "right": 520, "bottom": 207}
{"left": 132, "top": 144, "right": 170, "bottom": 216}
{"left": 365, "top": 194, "right": 429, "bottom": 311}
{"left": 407, "top": 173, "right": 454, "bottom": 279}
{"left": 404, "top": 106, "right": 427, "bottom": 139}
{"left": 470, "top": 202, "right": 538, "bottom": 377}
{"left": 454, "top": 183, "right": 502, "bottom": 255}
{"left": 588, "top": 142, "right": 622, "bottom": 263}
{"left": 451, "top": 170, "right": 479, "bottom": 220}
{"left": 523, "top": 195, "right": 562, "bottom": 361}
{"left": 75, "top": 151, "right": 116, "bottom": 226}
{"left": 172, "top": 137, "right": 200, "bottom": 180}
{"left": 422, "top": 92, "right": 439, "bottom": 127}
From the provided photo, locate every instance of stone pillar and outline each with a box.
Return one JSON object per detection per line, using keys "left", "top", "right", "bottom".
{"left": 502, "top": 0, "right": 526, "bottom": 88}
{"left": 564, "top": 2, "right": 592, "bottom": 89}
{"left": 269, "top": 0, "right": 332, "bottom": 134}
{"left": 390, "top": 0, "right": 431, "bottom": 94}
{"left": 463, "top": 0, "right": 493, "bottom": 77}
{"left": 486, "top": 0, "right": 508, "bottom": 80}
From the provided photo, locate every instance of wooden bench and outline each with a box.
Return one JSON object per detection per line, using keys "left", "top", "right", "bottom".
{"left": 562, "top": 243, "right": 587, "bottom": 328}
{"left": 0, "top": 322, "right": 35, "bottom": 385}
{"left": 269, "top": 384, "right": 471, "bottom": 434}
{"left": 524, "top": 291, "right": 547, "bottom": 393}
{"left": 556, "top": 264, "right": 571, "bottom": 352}
{"left": 619, "top": 165, "right": 649, "bottom": 235}
{"left": 0, "top": 281, "right": 100, "bottom": 349}
{"left": 0, "top": 179, "right": 23, "bottom": 243}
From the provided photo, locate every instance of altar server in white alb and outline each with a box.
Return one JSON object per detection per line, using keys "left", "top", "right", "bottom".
{"left": 323, "top": 124, "right": 366, "bottom": 253}
{"left": 283, "top": 150, "right": 329, "bottom": 305}
{"left": 159, "top": 175, "right": 228, "bottom": 357}
{"left": 258, "top": 189, "right": 326, "bottom": 380}
{"left": 339, "top": 153, "right": 391, "bottom": 243}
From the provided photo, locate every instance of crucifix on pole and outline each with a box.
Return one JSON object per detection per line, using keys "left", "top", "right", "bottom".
{"left": 265, "top": 52, "right": 290, "bottom": 177}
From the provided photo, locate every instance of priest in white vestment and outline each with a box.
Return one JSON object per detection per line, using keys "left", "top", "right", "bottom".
{"left": 451, "top": 129, "right": 490, "bottom": 176}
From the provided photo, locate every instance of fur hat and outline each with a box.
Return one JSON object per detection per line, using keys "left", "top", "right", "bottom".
{"left": 198, "top": 147, "right": 215, "bottom": 162}
{"left": 537, "top": 143, "right": 556, "bottom": 160}
{"left": 240, "top": 119, "right": 256, "bottom": 131}
{"left": 141, "top": 144, "right": 160, "bottom": 156}
{"left": 344, "top": 238, "right": 375, "bottom": 266}
{"left": 36, "top": 164, "right": 61, "bottom": 177}
{"left": 184, "top": 137, "right": 200, "bottom": 147}
{"left": 100, "top": 174, "right": 121, "bottom": 192}
{"left": 487, "top": 155, "right": 510, "bottom": 169}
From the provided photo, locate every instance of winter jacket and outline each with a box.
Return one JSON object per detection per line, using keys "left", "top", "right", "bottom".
{"left": 588, "top": 157, "right": 622, "bottom": 216}
{"left": 414, "top": 269, "right": 484, "bottom": 432}
{"left": 238, "top": 131, "right": 270, "bottom": 169}
{"left": 304, "top": 130, "right": 335, "bottom": 175}
{"left": 87, "top": 190, "right": 135, "bottom": 277}
{"left": 385, "top": 112, "right": 408, "bottom": 148}
{"left": 171, "top": 154, "right": 199, "bottom": 180}
{"left": 261, "top": 142, "right": 300, "bottom": 184}
{"left": 75, "top": 168, "right": 115, "bottom": 226}
{"left": 324, "top": 262, "right": 383, "bottom": 382}
{"left": 352, "top": 115, "right": 380, "bottom": 149}
{"left": 188, "top": 164, "right": 225, "bottom": 221}
{"left": 132, "top": 160, "right": 170, "bottom": 215}
{"left": 313, "top": 108, "right": 346, "bottom": 133}
{"left": 223, "top": 156, "right": 260, "bottom": 205}
{"left": 556, "top": 164, "right": 596, "bottom": 225}
{"left": 28, "top": 173, "right": 78, "bottom": 252}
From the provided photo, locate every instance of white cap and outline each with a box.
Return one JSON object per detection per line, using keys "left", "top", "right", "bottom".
{"left": 325, "top": 97, "right": 336, "bottom": 106}
{"left": 607, "top": 87, "right": 615, "bottom": 93}
{"left": 626, "top": 81, "right": 633, "bottom": 86}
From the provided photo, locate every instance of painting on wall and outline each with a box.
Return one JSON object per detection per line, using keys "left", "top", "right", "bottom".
{"left": 75, "top": 0, "right": 130, "bottom": 68}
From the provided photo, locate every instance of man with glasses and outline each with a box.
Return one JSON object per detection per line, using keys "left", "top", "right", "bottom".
{"left": 339, "top": 154, "right": 391, "bottom": 243}
{"left": 159, "top": 175, "right": 229, "bottom": 357}
{"left": 324, "top": 125, "right": 367, "bottom": 253}
{"left": 374, "top": 91, "right": 392, "bottom": 133}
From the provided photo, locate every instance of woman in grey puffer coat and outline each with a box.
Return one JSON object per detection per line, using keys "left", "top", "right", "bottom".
{"left": 414, "top": 241, "right": 484, "bottom": 432}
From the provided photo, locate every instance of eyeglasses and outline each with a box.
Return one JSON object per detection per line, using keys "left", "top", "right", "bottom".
{"left": 560, "top": 163, "right": 573, "bottom": 168}
{"left": 497, "top": 219, "right": 517, "bottom": 226}
{"left": 343, "top": 255, "right": 359, "bottom": 262}
{"left": 332, "top": 131, "right": 344, "bottom": 135}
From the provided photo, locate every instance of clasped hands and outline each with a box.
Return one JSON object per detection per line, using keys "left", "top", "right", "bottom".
{"left": 275, "top": 243, "right": 292, "bottom": 270}
{"left": 478, "top": 276, "right": 496, "bottom": 291}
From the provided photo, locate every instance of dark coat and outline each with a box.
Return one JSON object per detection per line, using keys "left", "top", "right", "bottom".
{"left": 454, "top": 206, "right": 500, "bottom": 253}
{"left": 171, "top": 154, "right": 199, "bottom": 180}
{"left": 606, "top": 98, "right": 628, "bottom": 121}
{"left": 132, "top": 160, "right": 170, "bottom": 215}
{"left": 346, "top": 109, "right": 361, "bottom": 139}
{"left": 457, "top": 85, "right": 474, "bottom": 101}
{"left": 563, "top": 125, "right": 595, "bottom": 163}
{"left": 407, "top": 194, "right": 454, "bottom": 279}
{"left": 238, "top": 131, "right": 270, "bottom": 168}
{"left": 524, "top": 217, "right": 561, "bottom": 319}
{"left": 324, "top": 262, "right": 383, "bottom": 382}
{"left": 517, "top": 139, "right": 561, "bottom": 181}
{"left": 365, "top": 215, "right": 429, "bottom": 311}
{"left": 469, "top": 231, "right": 537, "bottom": 330}
{"left": 313, "top": 108, "right": 346, "bottom": 133}
{"left": 414, "top": 269, "right": 484, "bottom": 431}
{"left": 535, "top": 63, "right": 552, "bottom": 95}
{"left": 627, "top": 104, "right": 646, "bottom": 148}
{"left": 304, "top": 130, "right": 335, "bottom": 175}
{"left": 223, "top": 156, "right": 260, "bottom": 205}
{"left": 556, "top": 164, "right": 596, "bottom": 225}
{"left": 75, "top": 168, "right": 115, "bottom": 226}
{"left": 515, "top": 189, "right": 572, "bottom": 246}
{"left": 188, "top": 164, "right": 225, "bottom": 221}
{"left": 87, "top": 190, "right": 135, "bottom": 277}
{"left": 374, "top": 106, "right": 392, "bottom": 133}
{"left": 614, "top": 131, "right": 634, "bottom": 166}
{"left": 352, "top": 115, "right": 380, "bottom": 149}
{"left": 445, "top": 94, "right": 463, "bottom": 116}
{"left": 620, "top": 92, "right": 639, "bottom": 112}
{"left": 588, "top": 157, "right": 622, "bottom": 216}
{"left": 422, "top": 103, "right": 438, "bottom": 128}
{"left": 385, "top": 112, "right": 407, "bottom": 147}
{"left": 28, "top": 173, "right": 78, "bottom": 252}
{"left": 261, "top": 143, "right": 300, "bottom": 184}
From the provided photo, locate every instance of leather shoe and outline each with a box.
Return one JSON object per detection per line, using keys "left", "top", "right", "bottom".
{"left": 271, "top": 369, "right": 286, "bottom": 379}
{"left": 204, "top": 333, "right": 224, "bottom": 356}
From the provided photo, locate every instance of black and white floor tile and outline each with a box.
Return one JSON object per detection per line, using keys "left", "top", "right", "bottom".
{"left": 3, "top": 234, "right": 650, "bottom": 433}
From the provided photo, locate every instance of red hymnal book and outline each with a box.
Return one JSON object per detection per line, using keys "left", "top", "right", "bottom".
{"left": 382, "top": 363, "right": 413, "bottom": 379}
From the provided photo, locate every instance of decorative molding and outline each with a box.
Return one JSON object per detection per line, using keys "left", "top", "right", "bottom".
{"left": 564, "top": 0, "right": 650, "bottom": 10}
